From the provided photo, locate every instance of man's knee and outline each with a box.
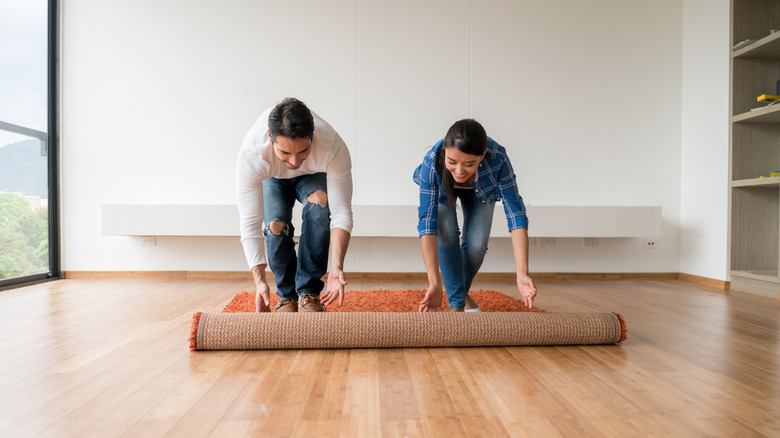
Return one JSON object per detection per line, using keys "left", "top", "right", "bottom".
{"left": 268, "top": 220, "right": 286, "bottom": 234}
{"left": 307, "top": 190, "right": 328, "bottom": 205}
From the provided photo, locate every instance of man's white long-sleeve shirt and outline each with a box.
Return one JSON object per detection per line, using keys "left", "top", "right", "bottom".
{"left": 236, "top": 107, "right": 353, "bottom": 268}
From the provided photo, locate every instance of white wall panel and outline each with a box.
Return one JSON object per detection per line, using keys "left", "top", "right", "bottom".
{"left": 60, "top": 0, "right": 729, "bottom": 278}
{"left": 355, "top": 0, "right": 470, "bottom": 205}
{"left": 469, "top": 0, "right": 684, "bottom": 272}
{"left": 679, "top": 0, "right": 729, "bottom": 280}
{"left": 62, "top": 0, "right": 356, "bottom": 270}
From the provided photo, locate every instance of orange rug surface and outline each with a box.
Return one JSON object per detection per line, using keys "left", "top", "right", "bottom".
{"left": 222, "top": 289, "right": 545, "bottom": 313}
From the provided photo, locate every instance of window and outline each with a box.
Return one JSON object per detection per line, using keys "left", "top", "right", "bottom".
{"left": 0, "top": 0, "right": 60, "bottom": 289}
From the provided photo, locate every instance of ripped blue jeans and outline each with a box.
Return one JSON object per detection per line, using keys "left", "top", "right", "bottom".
{"left": 263, "top": 172, "right": 330, "bottom": 301}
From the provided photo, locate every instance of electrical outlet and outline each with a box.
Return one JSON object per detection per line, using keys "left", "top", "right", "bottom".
{"left": 140, "top": 236, "right": 156, "bottom": 247}
{"left": 643, "top": 239, "right": 657, "bottom": 249}
{"left": 540, "top": 237, "right": 555, "bottom": 247}
{"left": 584, "top": 238, "right": 599, "bottom": 248}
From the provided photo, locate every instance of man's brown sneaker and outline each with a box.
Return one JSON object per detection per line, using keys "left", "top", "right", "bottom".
{"left": 299, "top": 295, "right": 326, "bottom": 312}
{"left": 274, "top": 298, "right": 298, "bottom": 313}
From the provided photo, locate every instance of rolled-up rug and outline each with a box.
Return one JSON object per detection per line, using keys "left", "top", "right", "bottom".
{"left": 189, "top": 311, "right": 626, "bottom": 350}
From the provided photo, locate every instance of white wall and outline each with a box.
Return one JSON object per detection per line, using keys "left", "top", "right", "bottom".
{"left": 60, "top": 0, "right": 728, "bottom": 277}
{"left": 679, "top": 0, "right": 730, "bottom": 281}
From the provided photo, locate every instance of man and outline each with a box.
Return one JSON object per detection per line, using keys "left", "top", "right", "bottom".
{"left": 236, "top": 98, "right": 353, "bottom": 312}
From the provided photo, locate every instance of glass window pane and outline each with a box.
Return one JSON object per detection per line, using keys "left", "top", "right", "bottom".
{"left": 0, "top": 1, "right": 48, "bottom": 132}
{"left": 0, "top": 133, "right": 49, "bottom": 279}
{"left": 0, "top": 0, "right": 50, "bottom": 281}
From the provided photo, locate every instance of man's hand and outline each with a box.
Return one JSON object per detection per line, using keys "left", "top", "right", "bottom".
{"left": 517, "top": 274, "right": 537, "bottom": 308}
{"left": 419, "top": 284, "right": 443, "bottom": 312}
{"left": 322, "top": 268, "right": 347, "bottom": 307}
{"left": 255, "top": 278, "right": 272, "bottom": 312}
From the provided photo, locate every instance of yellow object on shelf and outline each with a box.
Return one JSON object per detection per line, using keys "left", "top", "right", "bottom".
{"left": 756, "top": 94, "right": 780, "bottom": 102}
{"left": 771, "top": 172, "right": 780, "bottom": 177}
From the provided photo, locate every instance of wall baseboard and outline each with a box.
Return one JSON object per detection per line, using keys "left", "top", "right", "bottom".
{"left": 62, "top": 271, "right": 253, "bottom": 280}
{"left": 63, "top": 270, "right": 694, "bottom": 282}
{"left": 526, "top": 272, "right": 680, "bottom": 281}
{"left": 678, "top": 273, "right": 730, "bottom": 290}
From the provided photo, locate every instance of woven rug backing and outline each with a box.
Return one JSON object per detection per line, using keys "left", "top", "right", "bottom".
{"left": 190, "top": 311, "right": 626, "bottom": 350}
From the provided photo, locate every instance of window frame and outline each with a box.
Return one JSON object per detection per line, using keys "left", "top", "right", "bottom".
{"left": 0, "top": 0, "right": 61, "bottom": 291}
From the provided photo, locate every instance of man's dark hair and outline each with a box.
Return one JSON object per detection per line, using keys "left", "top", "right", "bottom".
{"left": 268, "top": 97, "right": 315, "bottom": 141}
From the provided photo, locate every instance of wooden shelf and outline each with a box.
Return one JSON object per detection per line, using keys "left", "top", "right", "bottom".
{"left": 733, "top": 30, "right": 780, "bottom": 59}
{"left": 732, "top": 104, "right": 780, "bottom": 123}
{"left": 730, "top": 270, "right": 779, "bottom": 282}
{"left": 731, "top": 177, "right": 780, "bottom": 188}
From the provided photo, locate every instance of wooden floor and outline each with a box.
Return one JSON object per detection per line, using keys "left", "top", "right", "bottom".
{"left": 0, "top": 278, "right": 778, "bottom": 438}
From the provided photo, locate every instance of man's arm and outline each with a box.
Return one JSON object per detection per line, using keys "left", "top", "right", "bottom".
{"left": 319, "top": 131, "right": 353, "bottom": 307}
{"left": 321, "top": 227, "right": 350, "bottom": 306}
{"left": 236, "top": 136, "right": 273, "bottom": 311}
{"left": 251, "top": 264, "right": 272, "bottom": 312}
{"left": 236, "top": 144, "right": 270, "bottom": 266}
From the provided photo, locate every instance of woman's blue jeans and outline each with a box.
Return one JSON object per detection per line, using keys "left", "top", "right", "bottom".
{"left": 263, "top": 173, "right": 330, "bottom": 301}
{"left": 438, "top": 188, "right": 495, "bottom": 309}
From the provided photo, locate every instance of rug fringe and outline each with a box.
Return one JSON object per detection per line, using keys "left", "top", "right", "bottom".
{"left": 613, "top": 312, "right": 627, "bottom": 343}
{"left": 189, "top": 312, "right": 203, "bottom": 351}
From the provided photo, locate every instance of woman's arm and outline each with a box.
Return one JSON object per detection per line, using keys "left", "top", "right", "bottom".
{"left": 419, "top": 235, "right": 444, "bottom": 312}
{"left": 510, "top": 228, "right": 537, "bottom": 308}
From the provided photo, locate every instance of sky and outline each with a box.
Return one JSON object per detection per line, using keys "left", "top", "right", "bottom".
{"left": 0, "top": 0, "right": 48, "bottom": 148}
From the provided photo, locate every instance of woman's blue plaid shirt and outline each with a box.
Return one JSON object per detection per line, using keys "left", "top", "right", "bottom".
{"left": 413, "top": 137, "right": 528, "bottom": 236}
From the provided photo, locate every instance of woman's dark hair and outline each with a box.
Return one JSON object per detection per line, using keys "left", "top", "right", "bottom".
{"left": 268, "top": 97, "right": 315, "bottom": 141}
{"left": 437, "top": 119, "right": 488, "bottom": 207}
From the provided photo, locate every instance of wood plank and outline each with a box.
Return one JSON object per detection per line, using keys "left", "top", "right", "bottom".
{"left": 403, "top": 348, "right": 469, "bottom": 438}
{"left": 429, "top": 348, "right": 511, "bottom": 437}
{"left": 456, "top": 347, "right": 564, "bottom": 436}
{"left": 338, "top": 349, "right": 382, "bottom": 437}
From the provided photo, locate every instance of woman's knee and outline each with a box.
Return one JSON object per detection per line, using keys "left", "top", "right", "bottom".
{"left": 465, "top": 242, "right": 489, "bottom": 262}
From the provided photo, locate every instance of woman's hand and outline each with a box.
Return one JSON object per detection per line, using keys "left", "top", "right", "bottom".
{"left": 419, "top": 284, "right": 444, "bottom": 312}
{"left": 517, "top": 274, "right": 537, "bottom": 308}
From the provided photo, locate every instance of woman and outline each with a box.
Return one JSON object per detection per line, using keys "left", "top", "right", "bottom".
{"left": 414, "top": 119, "right": 536, "bottom": 311}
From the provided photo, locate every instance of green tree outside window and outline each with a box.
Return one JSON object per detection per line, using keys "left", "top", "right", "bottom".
{"left": 0, "top": 193, "right": 48, "bottom": 278}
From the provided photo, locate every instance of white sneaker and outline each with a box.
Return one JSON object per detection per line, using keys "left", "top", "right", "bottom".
{"left": 464, "top": 295, "right": 481, "bottom": 312}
